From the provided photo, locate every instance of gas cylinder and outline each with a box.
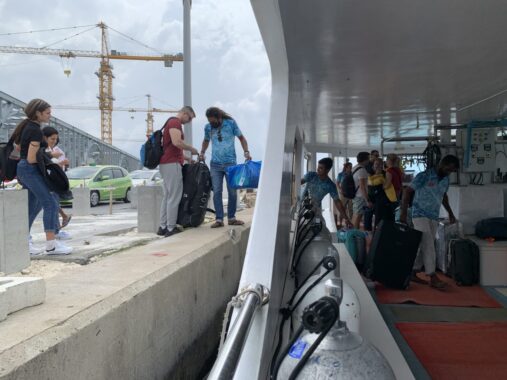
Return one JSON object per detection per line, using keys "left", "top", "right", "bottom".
{"left": 278, "top": 280, "right": 395, "bottom": 380}
{"left": 295, "top": 238, "right": 337, "bottom": 282}
{"left": 292, "top": 268, "right": 360, "bottom": 334}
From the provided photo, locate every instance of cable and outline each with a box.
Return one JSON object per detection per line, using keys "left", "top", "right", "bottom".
{"left": 39, "top": 25, "right": 98, "bottom": 49}
{"left": 107, "top": 25, "right": 164, "bottom": 54}
{"left": 0, "top": 24, "right": 96, "bottom": 36}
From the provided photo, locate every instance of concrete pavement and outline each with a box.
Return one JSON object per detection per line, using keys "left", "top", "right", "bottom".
{"left": 0, "top": 207, "right": 253, "bottom": 380}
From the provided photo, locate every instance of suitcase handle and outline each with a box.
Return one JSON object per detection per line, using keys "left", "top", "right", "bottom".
{"left": 395, "top": 222, "right": 410, "bottom": 232}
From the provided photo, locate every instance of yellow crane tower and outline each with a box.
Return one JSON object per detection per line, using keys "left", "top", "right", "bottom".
{"left": 0, "top": 22, "right": 183, "bottom": 144}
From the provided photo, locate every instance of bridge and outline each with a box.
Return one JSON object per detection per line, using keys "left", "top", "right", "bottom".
{"left": 0, "top": 90, "right": 140, "bottom": 171}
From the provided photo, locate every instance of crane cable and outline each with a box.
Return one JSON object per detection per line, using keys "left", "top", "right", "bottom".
{"left": 0, "top": 24, "right": 97, "bottom": 36}
{"left": 107, "top": 25, "right": 164, "bottom": 54}
{"left": 41, "top": 25, "right": 98, "bottom": 49}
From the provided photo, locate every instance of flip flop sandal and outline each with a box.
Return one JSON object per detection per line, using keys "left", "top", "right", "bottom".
{"left": 61, "top": 215, "right": 72, "bottom": 228}
{"left": 211, "top": 221, "right": 224, "bottom": 228}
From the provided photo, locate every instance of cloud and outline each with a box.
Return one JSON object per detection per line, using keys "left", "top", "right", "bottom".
{"left": 0, "top": 0, "right": 271, "bottom": 164}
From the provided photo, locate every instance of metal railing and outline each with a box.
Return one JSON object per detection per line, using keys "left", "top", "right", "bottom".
{"left": 207, "top": 283, "right": 268, "bottom": 380}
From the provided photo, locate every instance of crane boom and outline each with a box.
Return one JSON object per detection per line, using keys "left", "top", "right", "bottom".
{"left": 52, "top": 105, "right": 177, "bottom": 112}
{"left": 0, "top": 22, "right": 183, "bottom": 144}
{"left": 0, "top": 45, "right": 183, "bottom": 62}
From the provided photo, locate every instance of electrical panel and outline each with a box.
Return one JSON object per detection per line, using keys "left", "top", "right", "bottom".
{"left": 456, "top": 127, "right": 497, "bottom": 172}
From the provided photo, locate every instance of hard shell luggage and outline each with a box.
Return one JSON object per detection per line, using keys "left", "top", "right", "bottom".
{"left": 435, "top": 219, "right": 462, "bottom": 273}
{"left": 448, "top": 239, "right": 480, "bottom": 286}
{"left": 475, "top": 217, "right": 507, "bottom": 240}
{"left": 337, "top": 229, "right": 367, "bottom": 270}
{"left": 367, "top": 220, "right": 422, "bottom": 289}
{"left": 177, "top": 161, "right": 212, "bottom": 228}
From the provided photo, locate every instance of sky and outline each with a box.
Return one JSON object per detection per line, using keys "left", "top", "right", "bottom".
{"left": 0, "top": 0, "right": 271, "bottom": 161}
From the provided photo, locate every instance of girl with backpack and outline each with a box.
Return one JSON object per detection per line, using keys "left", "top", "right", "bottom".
{"left": 11, "top": 99, "right": 72, "bottom": 255}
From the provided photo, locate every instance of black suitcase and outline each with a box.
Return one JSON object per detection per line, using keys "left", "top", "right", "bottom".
{"left": 448, "top": 239, "right": 480, "bottom": 286}
{"left": 367, "top": 220, "right": 422, "bottom": 289}
{"left": 177, "top": 161, "right": 212, "bottom": 228}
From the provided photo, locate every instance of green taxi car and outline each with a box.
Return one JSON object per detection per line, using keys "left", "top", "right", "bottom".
{"left": 64, "top": 165, "right": 133, "bottom": 207}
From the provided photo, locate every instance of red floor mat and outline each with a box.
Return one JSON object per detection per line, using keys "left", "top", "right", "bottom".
{"left": 375, "top": 276, "right": 502, "bottom": 307}
{"left": 397, "top": 322, "right": 507, "bottom": 380}
{"left": 375, "top": 274, "right": 501, "bottom": 308}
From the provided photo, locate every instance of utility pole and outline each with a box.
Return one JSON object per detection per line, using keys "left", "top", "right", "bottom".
{"left": 183, "top": 0, "right": 192, "bottom": 145}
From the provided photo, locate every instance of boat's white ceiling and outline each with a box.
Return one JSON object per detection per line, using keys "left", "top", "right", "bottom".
{"left": 279, "top": 0, "right": 507, "bottom": 150}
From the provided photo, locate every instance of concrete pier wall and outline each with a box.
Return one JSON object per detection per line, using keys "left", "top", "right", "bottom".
{"left": 0, "top": 224, "right": 249, "bottom": 380}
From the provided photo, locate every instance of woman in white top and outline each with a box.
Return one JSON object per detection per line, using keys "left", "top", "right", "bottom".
{"left": 42, "top": 127, "right": 72, "bottom": 236}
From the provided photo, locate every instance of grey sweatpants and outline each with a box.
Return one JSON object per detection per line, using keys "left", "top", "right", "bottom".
{"left": 412, "top": 217, "right": 438, "bottom": 275}
{"left": 159, "top": 163, "right": 183, "bottom": 231}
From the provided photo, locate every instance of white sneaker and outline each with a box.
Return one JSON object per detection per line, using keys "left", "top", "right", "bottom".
{"left": 56, "top": 230, "right": 72, "bottom": 240}
{"left": 29, "top": 242, "right": 44, "bottom": 256}
{"left": 46, "top": 240, "right": 73, "bottom": 255}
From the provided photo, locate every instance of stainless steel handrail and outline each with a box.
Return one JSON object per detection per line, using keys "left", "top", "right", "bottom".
{"left": 207, "top": 283, "right": 267, "bottom": 380}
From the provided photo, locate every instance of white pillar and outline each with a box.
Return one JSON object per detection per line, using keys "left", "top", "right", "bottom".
{"left": 183, "top": 0, "right": 193, "bottom": 145}
{"left": 137, "top": 186, "right": 164, "bottom": 233}
{"left": 72, "top": 187, "right": 91, "bottom": 216}
{"left": 0, "top": 190, "right": 29, "bottom": 274}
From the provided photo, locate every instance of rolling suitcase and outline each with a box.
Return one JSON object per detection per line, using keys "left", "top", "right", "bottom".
{"left": 367, "top": 220, "right": 422, "bottom": 289}
{"left": 177, "top": 161, "right": 212, "bottom": 228}
{"left": 337, "top": 229, "right": 367, "bottom": 271}
{"left": 448, "top": 239, "right": 480, "bottom": 286}
{"left": 435, "top": 219, "right": 462, "bottom": 274}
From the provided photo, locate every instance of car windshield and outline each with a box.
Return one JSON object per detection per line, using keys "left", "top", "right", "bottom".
{"left": 129, "top": 171, "right": 154, "bottom": 179}
{"left": 66, "top": 167, "right": 99, "bottom": 179}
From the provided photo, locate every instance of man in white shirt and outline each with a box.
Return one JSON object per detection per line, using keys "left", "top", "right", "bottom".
{"left": 352, "top": 151, "right": 372, "bottom": 229}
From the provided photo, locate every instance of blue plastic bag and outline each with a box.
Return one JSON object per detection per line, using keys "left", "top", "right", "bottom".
{"left": 226, "top": 160, "right": 262, "bottom": 189}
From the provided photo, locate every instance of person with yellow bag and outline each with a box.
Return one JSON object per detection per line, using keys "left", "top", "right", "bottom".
{"left": 368, "top": 157, "right": 397, "bottom": 230}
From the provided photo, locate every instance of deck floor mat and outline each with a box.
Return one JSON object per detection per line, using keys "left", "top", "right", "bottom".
{"left": 375, "top": 275, "right": 502, "bottom": 308}
{"left": 397, "top": 322, "right": 507, "bottom": 380}
{"left": 389, "top": 304, "right": 507, "bottom": 322}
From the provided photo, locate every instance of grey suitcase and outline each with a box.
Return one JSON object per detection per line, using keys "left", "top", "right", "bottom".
{"left": 435, "top": 219, "right": 462, "bottom": 273}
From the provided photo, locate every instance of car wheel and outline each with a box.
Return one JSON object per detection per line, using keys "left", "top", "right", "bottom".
{"left": 90, "top": 191, "right": 100, "bottom": 207}
{"left": 124, "top": 188, "right": 131, "bottom": 203}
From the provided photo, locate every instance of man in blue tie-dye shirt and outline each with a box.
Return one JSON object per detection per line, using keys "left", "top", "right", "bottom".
{"left": 200, "top": 107, "right": 252, "bottom": 228}
{"left": 301, "top": 157, "right": 352, "bottom": 227}
{"left": 400, "top": 155, "right": 459, "bottom": 290}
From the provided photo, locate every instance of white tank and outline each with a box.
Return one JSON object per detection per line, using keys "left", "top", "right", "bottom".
{"left": 277, "top": 322, "right": 395, "bottom": 380}
{"left": 278, "top": 280, "right": 395, "bottom": 380}
{"left": 292, "top": 273, "right": 360, "bottom": 334}
{"left": 295, "top": 237, "right": 338, "bottom": 282}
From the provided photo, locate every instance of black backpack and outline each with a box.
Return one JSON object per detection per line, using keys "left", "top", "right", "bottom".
{"left": 475, "top": 217, "right": 507, "bottom": 240}
{"left": 341, "top": 167, "right": 362, "bottom": 199}
{"left": 0, "top": 137, "right": 18, "bottom": 186}
{"left": 140, "top": 117, "right": 175, "bottom": 169}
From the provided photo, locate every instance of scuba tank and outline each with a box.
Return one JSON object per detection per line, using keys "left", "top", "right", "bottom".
{"left": 277, "top": 280, "right": 395, "bottom": 380}
{"left": 292, "top": 265, "right": 360, "bottom": 334}
{"left": 295, "top": 238, "right": 338, "bottom": 283}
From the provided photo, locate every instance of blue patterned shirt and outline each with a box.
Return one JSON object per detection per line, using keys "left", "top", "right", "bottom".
{"left": 302, "top": 172, "right": 339, "bottom": 206}
{"left": 204, "top": 119, "right": 242, "bottom": 165}
{"left": 410, "top": 168, "right": 449, "bottom": 220}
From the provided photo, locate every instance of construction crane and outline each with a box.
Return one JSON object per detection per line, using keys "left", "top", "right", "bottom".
{"left": 52, "top": 95, "right": 177, "bottom": 137}
{"left": 0, "top": 22, "right": 183, "bottom": 144}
